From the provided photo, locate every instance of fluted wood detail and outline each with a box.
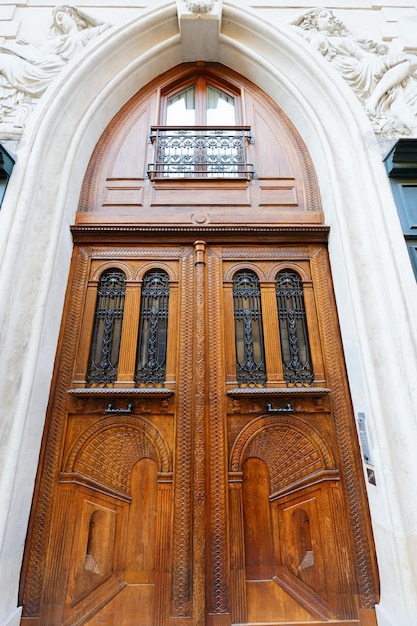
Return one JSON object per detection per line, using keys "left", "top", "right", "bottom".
{"left": 154, "top": 478, "right": 173, "bottom": 626}
{"left": 171, "top": 250, "right": 194, "bottom": 617}
{"left": 207, "top": 250, "right": 229, "bottom": 615}
{"left": 228, "top": 479, "right": 247, "bottom": 623}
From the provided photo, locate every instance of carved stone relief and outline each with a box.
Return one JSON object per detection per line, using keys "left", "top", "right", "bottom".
{"left": 290, "top": 7, "right": 417, "bottom": 137}
{"left": 0, "top": 6, "right": 111, "bottom": 139}
{"left": 183, "top": 0, "right": 217, "bottom": 14}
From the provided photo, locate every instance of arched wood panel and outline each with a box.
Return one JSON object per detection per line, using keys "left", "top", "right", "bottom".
{"left": 77, "top": 63, "right": 321, "bottom": 227}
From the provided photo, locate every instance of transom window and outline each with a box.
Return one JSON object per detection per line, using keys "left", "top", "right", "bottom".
{"left": 165, "top": 81, "right": 236, "bottom": 126}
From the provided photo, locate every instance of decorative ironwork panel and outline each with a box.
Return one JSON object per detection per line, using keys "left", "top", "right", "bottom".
{"left": 276, "top": 271, "right": 314, "bottom": 386}
{"left": 233, "top": 270, "right": 267, "bottom": 387}
{"left": 148, "top": 126, "right": 254, "bottom": 179}
{"left": 87, "top": 269, "right": 126, "bottom": 387}
{"left": 135, "top": 270, "right": 170, "bottom": 387}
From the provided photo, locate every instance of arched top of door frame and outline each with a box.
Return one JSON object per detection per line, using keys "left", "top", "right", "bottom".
{"left": 77, "top": 61, "right": 321, "bottom": 221}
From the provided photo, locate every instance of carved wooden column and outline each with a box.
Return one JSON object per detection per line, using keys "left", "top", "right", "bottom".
{"left": 193, "top": 241, "right": 207, "bottom": 625}
{"left": 260, "top": 280, "right": 283, "bottom": 385}
{"left": 206, "top": 249, "right": 230, "bottom": 625}
{"left": 171, "top": 249, "right": 194, "bottom": 619}
{"left": 73, "top": 277, "right": 97, "bottom": 386}
{"left": 117, "top": 280, "right": 141, "bottom": 386}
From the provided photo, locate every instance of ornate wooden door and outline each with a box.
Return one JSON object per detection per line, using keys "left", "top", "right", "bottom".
{"left": 20, "top": 235, "right": 378, "bottom": 626}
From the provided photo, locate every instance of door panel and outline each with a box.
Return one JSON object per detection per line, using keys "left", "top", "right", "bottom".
{"left": 20, "top": 241, "right": 378, "bottom": 626}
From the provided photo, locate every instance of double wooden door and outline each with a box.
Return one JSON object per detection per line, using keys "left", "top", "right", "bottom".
{"left": 20, "top": 238, "right": 378, "bottom": 626}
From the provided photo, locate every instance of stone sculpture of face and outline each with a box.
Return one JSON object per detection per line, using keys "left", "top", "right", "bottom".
{"left": 315, "top": 10, "right": 335, "bottom": 34}
{"left": 54, "top": 9, "right": 78, "bottom": 34}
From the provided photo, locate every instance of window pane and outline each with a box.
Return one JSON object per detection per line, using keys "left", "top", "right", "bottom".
{"left": 135, "top": 270, "right": 170, "bottom": 387}
{"left": 87, "top": 269, "right": 126, "bottom": 387}
{"left": 167, "top": 86, "right": 196, "bottom": 125}
{"left": 233, "top": 270, "right": 267, "bottom": 387}
{"left": 206, "top": 85, "right": 235, "bottom": 125}
{"left": 275, "top": 271, "right": 314, "bottom": 386}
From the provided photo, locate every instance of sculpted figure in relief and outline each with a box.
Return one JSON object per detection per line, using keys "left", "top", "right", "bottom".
{"left": 291, "top": 8, "right": 417, "bottom": 137}
{"left": 0, "top": 5, "right": 111, "bottom": 137}
{"left": 184, "top": 0, "right": 216, "bottom": 14}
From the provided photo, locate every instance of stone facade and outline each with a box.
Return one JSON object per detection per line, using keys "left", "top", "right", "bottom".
{"left": 0, "top": 2, "right": 417, "bottom": 626}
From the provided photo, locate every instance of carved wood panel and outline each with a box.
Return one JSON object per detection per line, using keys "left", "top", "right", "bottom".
{"left": 19, "top": 240, "right": 378, "bottom": 626}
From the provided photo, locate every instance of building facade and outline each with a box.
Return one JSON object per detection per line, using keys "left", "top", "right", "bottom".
{"left": 0, "top": 2, "right": 417, "bottom": 626}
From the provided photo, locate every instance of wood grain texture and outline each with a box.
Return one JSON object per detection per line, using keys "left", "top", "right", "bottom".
{"left": 20, "top": 62, "right": 377, "bottom": 626}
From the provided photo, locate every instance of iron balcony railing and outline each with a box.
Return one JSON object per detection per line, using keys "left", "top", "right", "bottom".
{"left": 147, "top": 126, "right": 254, "bottom": 179}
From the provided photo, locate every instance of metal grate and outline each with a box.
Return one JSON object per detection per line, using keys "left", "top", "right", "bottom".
{"left": 233, "top": 270, "right": 267, "bottom": 387}
{"left": 276, "top": 271, "right": 314, "bottom": 386}
{"left": 135, "top": 270, "right": 170, "bottom": 387}
{"left": 87, "top": 270, "right": 126, "bottom": 387}
{"left": 148, "top": 126, "right": 254, "bottom": 179}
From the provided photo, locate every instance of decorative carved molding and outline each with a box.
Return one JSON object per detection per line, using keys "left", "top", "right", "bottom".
{"left": 290, "top": 7, "right": 417, "bottom": 137}
{"left": 0, "top": 6, "right": 111, "bottom": 139}
{"left": 207, "top": 250, "right": 228, "bottom": 613}
{"left": 310, "top": 246, "right": 379, "bottom": 608}
{"left": 21, "top": 247, "right": 90, "bottom": 616}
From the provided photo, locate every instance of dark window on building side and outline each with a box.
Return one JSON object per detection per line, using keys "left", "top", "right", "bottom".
{"left": 0, "top": 144, "right": 15, "bottom": 209}
{"left": 384, "top": 139, "right": 417, "bottom": 280}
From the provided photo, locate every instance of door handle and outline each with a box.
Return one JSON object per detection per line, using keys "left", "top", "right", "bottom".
{"left": 105, "top": 402, "right": 135, "bottom": 414}
{"left": 265, "top": 402, "right": 294, "bottom": 414}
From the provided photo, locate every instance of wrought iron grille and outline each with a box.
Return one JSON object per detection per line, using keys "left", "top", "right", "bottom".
{"left": 87, "top": 270, "right": 126, "bottom": 387}
{"left": 148, "top": 126, "right": 254, "bottom": 179}
{"left": 135, "top": 270, "right": 170, "bottom": 387}
{"left": 276, "top": 271, "right": 314, "bottom": 386}
{"left": 233, "top": 270, "right": 267, "bottom": 387}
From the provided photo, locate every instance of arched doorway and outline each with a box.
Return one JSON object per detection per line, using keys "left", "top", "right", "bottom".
{"left": 19, "top": 63, "right": 379, "bottom": 625}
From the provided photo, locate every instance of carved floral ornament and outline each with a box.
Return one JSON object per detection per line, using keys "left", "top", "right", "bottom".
{"left": 184, "top": 0, "right": 217, "bottom": 13}
{"left": 0, "top": 4, "right": 416, "bottom": 139}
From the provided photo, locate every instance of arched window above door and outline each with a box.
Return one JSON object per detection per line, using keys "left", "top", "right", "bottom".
{"left": 164, "top": 78, "right": 238, "bottom": 126}
{"left": 148, "top": 73, "right": 253, "bottom": 179}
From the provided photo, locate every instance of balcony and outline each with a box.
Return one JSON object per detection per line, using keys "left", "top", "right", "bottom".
{"left": 147, "top": 126, "right": 254, "bottom": 180}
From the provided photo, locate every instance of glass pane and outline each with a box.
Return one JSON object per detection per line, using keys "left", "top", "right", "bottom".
{"left": 167, "top": 86, "right": 196, "bottom": 125}
{"left": 275, "top": 271, "right": 314, "bottom": 386}
{"left": 206, "top": 85, "right": 235, "bottom": 125}
{"left": 233, "top": 270, "right": 267, "bottom": 387}
{"left": 135, "top": 270, "right": 170, "bottom": 387}
{"left": 87, "top": 269, "right": 126, "bottom": 387}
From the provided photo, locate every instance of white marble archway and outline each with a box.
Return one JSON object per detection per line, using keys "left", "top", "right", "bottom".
{"left": 1, "top": 2, "right": 417, "bottom": 625}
